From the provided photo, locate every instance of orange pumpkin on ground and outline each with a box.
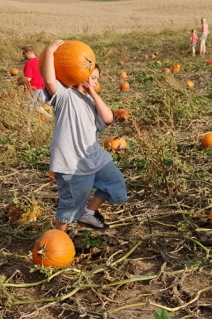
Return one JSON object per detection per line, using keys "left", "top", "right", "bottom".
{"left": 114, "top": 109, "right": 130, "bottom": 122}
{"left": 118, "top": 72, "right": 127, "bottom": 79}
{"left": 206, "top": 60, "right": 212, "bottom": 66}
{"left": 39, "top": 40, "right": 96, "bottom": 87}
{"left": 149, "top": 54, "right": 156, "bottom": 58}
{"left": 186, "top": 81, "right": 194, "bottom": 88}
{"left": 39, "top": 114, "right": 46, "bottom": 121}
{"left": 172, "top": 64, "right": 181, "bottom": 73}
{"left": 120, "top": 81, "right": 130, "bottom": 91}
{"left": 10, "top": 68, "right": 19, "bottom": 76}
{"left": 202, "top": 132, "right": 212, "bottom": 148}
{"left": 19, "top": 201, "right": 41, "bottom": 223}
{"left": 143, "top": 55, "right": 148, "bottom": 59}
{"left": 32, "top": 229, "right": 76, "bottom": 268}
{"left": 49, "top": 171, "right": 56, "bottom": 181}
{"left": 103, "top": 136, "right": 127, "bottom": 155}
{"left": 103, "top": 61, "right": 109, "bottom": 65}
{"left": 162, "top": 68, "right": 171, "bottom": 74}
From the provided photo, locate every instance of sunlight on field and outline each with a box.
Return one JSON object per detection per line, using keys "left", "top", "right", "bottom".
{"left": 1, "top": 0, "right": 212, "bottom": 37}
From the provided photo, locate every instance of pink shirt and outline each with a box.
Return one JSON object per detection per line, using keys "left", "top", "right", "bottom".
{"left": 24, "top": 57, "right": 45, "bottom": 91}
{"left": 190, "top": 34, "right": 198, "bottom": 43}
{"left": 202, "top": 22, "right": 209, "bottom": 33}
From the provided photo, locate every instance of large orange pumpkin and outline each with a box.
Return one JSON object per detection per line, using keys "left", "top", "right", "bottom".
{"left": 114, "top": 109, "right": 130, "bottom": 122}
{"left": 103, "top": 136, "right": 127, "bottom": 155}
{"left": 32, "top": 229, "right": 76, "bottom": 268}
{"left": 202, "top": 132, "right": 212, "bottom": 148}
{"left": 39, "top": 40, "right": 96, "bottom": 87}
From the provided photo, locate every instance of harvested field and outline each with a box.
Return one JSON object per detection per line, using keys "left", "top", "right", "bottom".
{"left": 1, "top": 0, "right": 212, "bottom": 37}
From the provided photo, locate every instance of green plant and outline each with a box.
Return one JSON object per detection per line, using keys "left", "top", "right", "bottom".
{"left": 22, "top": 145, "right": 50, "bottom": 166}
{"left": 153, "top": 309, "right": 170, "bottom": 319}
{"left": 78, "top": 230, "right": 104, "bottom": 249}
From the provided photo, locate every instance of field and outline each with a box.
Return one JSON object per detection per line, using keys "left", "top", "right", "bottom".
{"left": 1, "top": 1, "right": 212, "bottom": 319}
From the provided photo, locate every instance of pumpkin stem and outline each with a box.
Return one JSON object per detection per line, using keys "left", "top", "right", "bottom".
{"left": 37, "top": 247, "right": 47, "bottom": 259}
{"left": 85, "top": 57, "right": 93, "bottom": 70}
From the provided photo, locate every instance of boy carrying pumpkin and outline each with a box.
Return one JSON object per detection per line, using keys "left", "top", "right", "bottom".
{"left": 41, "top": 39, "right": 127, "bottom": 232}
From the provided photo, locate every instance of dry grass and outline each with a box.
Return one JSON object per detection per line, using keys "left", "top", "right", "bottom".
{"left": 1, "top": 0, "right": 212, "bottom": 37}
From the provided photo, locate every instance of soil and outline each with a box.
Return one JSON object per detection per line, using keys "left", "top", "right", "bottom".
{"left": 0, "top": 168, "right": 212, "bottom": 319}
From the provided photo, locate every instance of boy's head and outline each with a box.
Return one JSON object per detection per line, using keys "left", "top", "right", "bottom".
{"left": 22, "top": 45, "right": 35, "bottom": 60}
{"left": 75, "top": 64, "right": 101, "bottom": 93}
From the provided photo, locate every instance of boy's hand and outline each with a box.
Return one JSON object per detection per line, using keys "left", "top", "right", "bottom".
{"left": 46, "top": 40, "right": 65, "bottom": 54}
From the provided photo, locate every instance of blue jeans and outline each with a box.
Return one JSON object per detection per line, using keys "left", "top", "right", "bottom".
{"left": 54, "top": 161, "right": 127, "bottom": 223}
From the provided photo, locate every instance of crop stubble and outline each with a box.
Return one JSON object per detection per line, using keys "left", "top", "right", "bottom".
{"left": 1, "top": 0, "right": 212, "bottom": 37}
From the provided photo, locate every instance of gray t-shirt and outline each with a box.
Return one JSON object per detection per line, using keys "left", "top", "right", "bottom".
{"left": 44, "top": 81, "right": 113, "bottom": 175}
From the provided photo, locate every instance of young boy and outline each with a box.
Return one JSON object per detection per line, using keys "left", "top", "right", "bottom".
{"left": 42, "top": 39, "right": 127, "bottom": 232}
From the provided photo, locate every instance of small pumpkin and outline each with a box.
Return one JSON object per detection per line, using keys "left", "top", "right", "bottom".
{"left": 39, "top": 40, "right": 96, "bottom": 87}
{"left": 10, "top": 68, "right": 19, "bottom": 76}
{"left": 103, "top": 61, "right": 109, "bottom": 65}
{"left": 8, "top": 89, "right": 16, "bottom": 97}
{"left": 94, "top": 82, "right": 101, "bottom": 92}
{"left": 149, "top": 54, "right": 156, "bottom": 58}
{"left": 202, "top": 132, "right": 212, "bottom": 148}
{"left": 162, "top": 68, "right": 171, "bottom": 74}
{"left": 143, "top": 54, "right": 148, "bottom": 59}
{"left": 43, "top": 104, "right": 52, "bottom": 111}
{"left": 118, "top": 72, "right": 127, "bottom": 79}
{"left": 120, "top": 81, "right": 130, "bottom": 91}
{"left": 39, "top": 114, "right": 46, "bottom": 121}
{"left": 156, "top": 61, "right": 162, "bottom": 65}
{"left": 206, "top": 59, "right": 212, "bottom": 66}
{"left": 114, "top": 109, "right": 130, "bottom": 122}
{"left": 32, "top": 229, "right": 76, "bottom": 268}
{"left": 103, "top": 136, "right": 127, "bottom": 155}
{"left": 19, "top": 201, "right": 41, "bottom": 223}
{"left": 119, "top": 61, "right": 124, "bottom": 65}
{"left": 49, "top": 171, "right": 56, "bottom": 181}
{"left": 172, "top": 64, "right": 181, "bottom": 73}
{"left": 186, "top": 81, "right": 194, "bottom": 88}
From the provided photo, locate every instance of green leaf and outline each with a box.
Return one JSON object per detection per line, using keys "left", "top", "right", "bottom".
{"left": 153, "top": 309, "right": 170, "bottom": 319}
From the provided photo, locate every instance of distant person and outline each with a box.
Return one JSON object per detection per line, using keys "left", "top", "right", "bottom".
{"left": 17, "top": 45, "right": 52, "bottom": 120}
{"left": 200, "top": 17, "right": 209, "bottom": 56}
{"left": 190, "top": 29, "right": 198, "bottom": 57}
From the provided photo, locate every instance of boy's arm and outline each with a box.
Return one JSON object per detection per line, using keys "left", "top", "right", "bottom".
{"left": 42, "top": 40, "right": 64, "bottom": 96}
{"left": 88, "top": 88, "right": 114, "bottom": 124}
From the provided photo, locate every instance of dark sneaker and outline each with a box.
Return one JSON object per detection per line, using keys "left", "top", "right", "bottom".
{"left": 77, "top": 211, "right": 109, "bottom": 230}
{"left": 94, "top": 210, "right": 104, "bottom": 223}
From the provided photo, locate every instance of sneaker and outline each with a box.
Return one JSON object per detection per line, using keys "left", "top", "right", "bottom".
{"left": 77, "top": 211, "right": 109, "bottom": 230}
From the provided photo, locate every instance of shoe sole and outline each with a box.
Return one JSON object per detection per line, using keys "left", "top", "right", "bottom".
{"left": 77, "top": 221, "right": 109, "bottom": 231}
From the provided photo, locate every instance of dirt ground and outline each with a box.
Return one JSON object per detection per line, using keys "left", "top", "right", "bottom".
{"left": 0, "top": 167, "right": 212, "bottom": 319}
